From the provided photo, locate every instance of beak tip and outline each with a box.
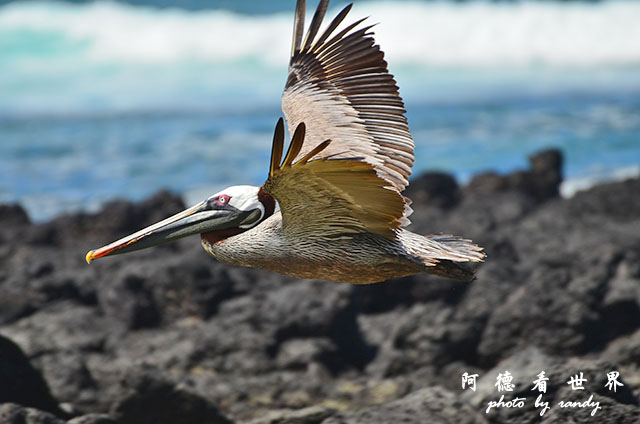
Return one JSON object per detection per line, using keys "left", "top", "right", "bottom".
{"left": 85, "top": 250, "right": 95, "bottom": 264}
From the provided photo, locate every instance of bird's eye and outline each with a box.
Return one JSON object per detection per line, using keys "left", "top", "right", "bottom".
{"left": 216, "top": 195, "right": 230, "bottom": 206}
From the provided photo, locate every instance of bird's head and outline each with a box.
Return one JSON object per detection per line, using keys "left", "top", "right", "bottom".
{"left": 85, "top": 185, "right": 275, "bottom": 263}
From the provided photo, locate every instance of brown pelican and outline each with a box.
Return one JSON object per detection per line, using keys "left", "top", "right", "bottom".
{"left": 85, "top": 0, "right": 485, "bottom": 283}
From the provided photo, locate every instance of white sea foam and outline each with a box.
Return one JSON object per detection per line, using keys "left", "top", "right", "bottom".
{"left": 2, "top": 0, "right": 640, "bottom": 68}
{"left": 0, "top": 1, "right": 291, "bottom": 65}
{"left": 370, "top": 0, "right": 640, "bottom": 68}
{"left": 560, "top": 164, "right": 640, "bottom": 197}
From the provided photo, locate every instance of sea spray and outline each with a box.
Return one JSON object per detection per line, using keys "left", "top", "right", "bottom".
{"left": 2, "top": 0, "right": 640, "bottom": 68}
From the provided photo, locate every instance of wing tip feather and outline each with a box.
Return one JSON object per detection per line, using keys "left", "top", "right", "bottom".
{"left": 269, "top": 118, "right": 285, "bottom": 178}
{"left": 295, "top": 139, "right": 332, "bottom": 165}
{"left": 282, "top": 122, "right": 306, "bottom": 168}
{"left": 301, "top": 0, "right": 330, "bottom": 52}
{"left": 291, "top": 0, "right": 306, "bottom": 57}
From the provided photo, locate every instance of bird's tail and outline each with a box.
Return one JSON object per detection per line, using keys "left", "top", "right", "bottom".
{"left": 399, "top": 231, "right": 486, "bottom": 281}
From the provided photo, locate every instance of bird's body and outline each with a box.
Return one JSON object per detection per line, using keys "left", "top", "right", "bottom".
{"left": 202, "top": 213, "right": 418, "bottom": 284}
{"left": 86, "top": 0, "right": 485, "bottom": 283}
{"left": 203, "top": 213, "right": 479, "bottom": 284}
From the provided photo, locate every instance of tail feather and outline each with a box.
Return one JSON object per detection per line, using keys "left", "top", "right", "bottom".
{"left": 428, "top": 259, "right": 478, "bottom": 281}
{"left": 426, "top": 233, "right": 486, "bottom": 262}
{"left": 399, "top": 231, "right": 485, "bottom": 281}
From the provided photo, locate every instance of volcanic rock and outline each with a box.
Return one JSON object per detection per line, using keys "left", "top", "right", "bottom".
{"left": 0, "top": 336, "right": 64, "bottom": 417}
{"left": 1, "top": 150, "right": 639, "bottom": 423}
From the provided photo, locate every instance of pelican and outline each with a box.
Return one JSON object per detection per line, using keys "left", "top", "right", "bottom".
{"left": 85, "top": 0, "right": 485, "bottom": 284}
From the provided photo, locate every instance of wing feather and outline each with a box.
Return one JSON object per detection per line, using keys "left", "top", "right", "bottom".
{"left": 301, "top": 0, "right": 329, "bottom": 51}
{"left": 282, "top": 0, "right": 414, "bottom": 206}
{"left": 264, "top": 121, "right": 405, "bottom": 240}
{"left": 282, "top": 122, "right": 306, "bottom": 167}
{"left": 269, "top": 118, "right": 285, "bottom": 177}
{"left": 310, "top": 3, "right": 352, "bottom": 52}
{"left": 272, "top": 0, "right": 415, "bottom": 240}
{"left": 291, "top": 0, "right": 306, "bottom": 57}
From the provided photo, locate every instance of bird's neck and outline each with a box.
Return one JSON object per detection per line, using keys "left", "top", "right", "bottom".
{"left": 200, "top": 214, "right": 285, "bottom": 269}
{"left": 201, "top": 228, "right": 245, "bottom": 245}
{"left": 258, "top": 186, "right": 276, "bottom": 219}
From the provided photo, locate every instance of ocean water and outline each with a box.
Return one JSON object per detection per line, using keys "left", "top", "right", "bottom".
{"left": 1, "top": 0, "right": 639, "bottom": 221}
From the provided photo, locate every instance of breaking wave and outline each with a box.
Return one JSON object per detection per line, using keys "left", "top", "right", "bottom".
{"left": 2, "top": 0, "right": 640, "bottom": 68}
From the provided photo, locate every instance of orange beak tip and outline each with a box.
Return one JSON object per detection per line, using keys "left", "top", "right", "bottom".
{"left": 85, "top": 250, "right": 95, "bottom": 264}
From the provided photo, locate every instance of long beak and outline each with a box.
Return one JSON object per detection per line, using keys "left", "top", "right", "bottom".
{"left": 85, "top": 201, "right": 253, "bottom": 263}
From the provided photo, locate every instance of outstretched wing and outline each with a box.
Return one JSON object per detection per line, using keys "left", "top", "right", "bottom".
{"left": 282, "top": 0, "right": 415, "bottom": 196}
{"left": 263, "top": 118, "right": 405, "bottom": 240}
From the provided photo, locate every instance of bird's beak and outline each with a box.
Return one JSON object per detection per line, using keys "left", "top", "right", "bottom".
{"left": 85, "top": 200, "right": 257, "bottom": 263}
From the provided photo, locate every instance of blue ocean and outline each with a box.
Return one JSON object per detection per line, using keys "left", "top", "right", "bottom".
{"left": 1, "top": 0, "right": 639, "bottom": 221}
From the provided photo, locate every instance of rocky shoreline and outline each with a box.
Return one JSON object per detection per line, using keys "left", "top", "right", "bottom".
{"left": 1, "top": 149, "right": 639, "bottom": 423}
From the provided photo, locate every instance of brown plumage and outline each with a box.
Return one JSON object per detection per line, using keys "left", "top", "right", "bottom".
{"left": 86, "top": 0, "right": 485, "bottom": 284}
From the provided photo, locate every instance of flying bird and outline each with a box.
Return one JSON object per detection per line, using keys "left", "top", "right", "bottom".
{"left": 85, "top": 0, "right": 485, "bottom": 283}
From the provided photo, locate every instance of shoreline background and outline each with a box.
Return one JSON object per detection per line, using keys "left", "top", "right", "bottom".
{"left": 1, "top": 0, "right": 639, "bottom": 221}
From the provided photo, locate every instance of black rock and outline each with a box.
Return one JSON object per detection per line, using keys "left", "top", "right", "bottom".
{"left": 466, "top": 148, "right": 563, "bottom": 203}
{"left": 568, "top": 178, "right": 640, "bottom": 221}
{"left": 67, "top": 415, "right": 120, "bottom": 424}
{"left": 142, "top": 254, "right": 239, "bottom": 322}
{"left": 0, "top": 204, "right": 30, "bottom": 226}
{"left": 31, "top": 351, "right": 98, "bottom": 412}
{"left": 465, "top": 348, "right": 639, "bottom": 424}
{"left": 323, "top": 387, "right": 482, "bottom": 424}
{"left": 258, "top": 281, "right": 375, "bottom": 372}
{"left": 97, "top": 271, "right": 160, "bottom": 330}
{"left": 528, "top": 149, "right": 563, "bottom": 195}
{"left": 25, "top": 190, "right": 185, "bottom": 247}
{"left": 111, "top": 371, "right": 233, "bottom": 424}
{"left": 0, "top": 149, "right": 638, "bottom": 423}
{"left": 0, "top": 204, "right": 31, "bottom": 246}
{"left": 353, "top": 274, "right": 469, "bottom": 315}
{"left": 245, "top": 405, "right": 335, "bottom": 424}
{"left": 465, "top": 171, "right": 507, "bottom": 196}
{"left": 405, "top": 172, "right": 460, "bottom": 209}
{"left": 509, "top": 149, "right": 563, "bottom": 202}
{"left": 0, "top": 302, "right": 110, "bottom": 356}
{"left": 0, "top": 404, "right": 65, "bottom": 424}
{"left": 0, "top": 336, "right": 64, "bottom": 417}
